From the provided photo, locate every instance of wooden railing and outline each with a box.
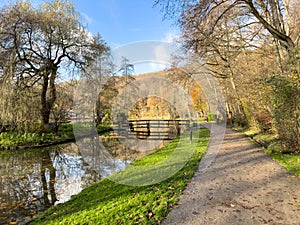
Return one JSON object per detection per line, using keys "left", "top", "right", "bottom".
{"left": 114, "top": 119, "right": 191, "bottom": 140}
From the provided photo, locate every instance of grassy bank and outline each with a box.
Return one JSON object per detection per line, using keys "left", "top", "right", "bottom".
{"left": 27, "top": 128, "right": 210, "bottom": 225}
{"left": 0, "top": 124, "right": 111, "bottom": 149}
{"left": 245, "top": 130, "right": 300, "bottom": 177}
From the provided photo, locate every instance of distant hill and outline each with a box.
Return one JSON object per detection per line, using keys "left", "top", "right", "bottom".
{"left": 127, "top": 67, "right": 207, "bottom": 120}
{"left": 55, "top": 68, "right": 207, "bottom": 124}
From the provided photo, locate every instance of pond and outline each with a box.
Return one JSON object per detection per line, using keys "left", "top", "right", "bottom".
{"left": 0, "top": 132, "right": 168, "bottom": 224}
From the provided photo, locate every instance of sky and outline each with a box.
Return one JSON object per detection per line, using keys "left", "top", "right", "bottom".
{"left": 0, "top": 0, "right": 180, "bottom": 74}
{"left": 0, "top": 0, "right": 178, "bottom": 46}
{"left": 73, "top": 0, "right": 178, "bottom": 74}
{"left": 71, "top": 0, "right": 178, "bottom": 47}
{"left": 70, "top": 0, "right": 180, "bottom": 74}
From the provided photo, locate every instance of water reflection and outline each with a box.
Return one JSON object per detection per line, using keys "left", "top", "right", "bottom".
{"left": 0, "top": 133, "right": 139, "bottom": 225}
{"left": 0, "top": 148, "right": 57, "bottom": 224}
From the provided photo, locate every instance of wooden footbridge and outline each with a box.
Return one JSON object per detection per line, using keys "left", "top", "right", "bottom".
{"left": 114, "top": 119, "right": 193, "bottom": 140}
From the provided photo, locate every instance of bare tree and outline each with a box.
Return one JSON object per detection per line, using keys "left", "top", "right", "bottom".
{"left": 155, "top": 0, "right": 300, "bottom": 151}
{"left": 156, "top": 0, "right": 298, "bottom": 61}
{"left": 0, "top": 0, "right": 109, "bottom": 132}
{"left": 119, "top": 57, "right": 135, "bottom": 76}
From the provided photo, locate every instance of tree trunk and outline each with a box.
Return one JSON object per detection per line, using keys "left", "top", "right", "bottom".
{"left": 41, "top": 151, "right": 57, "bottom": 206}
{"left": 41, "top": 74, "right": 50, "bottom": 126}
{"left": 40, "top": 61, "right": 57, "bottom": 131}
{"left": 245, "top": 0, "right": 296, "bottom": 58}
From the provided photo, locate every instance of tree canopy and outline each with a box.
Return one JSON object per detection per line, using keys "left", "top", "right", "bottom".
{"left": 155, "top": 0, "right": 300, "bottom": 152}
{"left": 0, "top": 0, "right": 110, "bottom": 131}
{"left": 156, "top": 0, "right": 299, "bottom": 71}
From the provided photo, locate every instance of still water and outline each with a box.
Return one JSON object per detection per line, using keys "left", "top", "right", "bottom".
{"left": 0, "top": 133, "right": 166, "bottom": 224}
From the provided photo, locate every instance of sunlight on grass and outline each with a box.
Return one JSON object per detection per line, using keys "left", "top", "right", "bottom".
{"left": 245, "top": 130, "right": 300, "bottom": 178}
{"left": 27, "top": 129, "right": 210, "bottom": 225}
{"left": 110, "top": 130, "right": 201, "bottom": 186}
{"left": 265, "top": 147, "right": 300, "bottom": 177}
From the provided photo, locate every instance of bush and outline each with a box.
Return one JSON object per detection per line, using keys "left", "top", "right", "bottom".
{"left": 231, "top": 112, "right": 249, "bottom": 128}
{"left": 207, "top": 113, "right": 217, "bottom": 122}
{"left": 0, "top": 132, "right": 41, "bottom": 147}
{"left": 58, "top": 123, "right": 73, "bottom": 132}
{"left": 234, "top": 117, "right": 249, "bottom": 128}
{"left": 0, "top": 129, "right": 74, "bottom": 147}
{"left": 255, "top": 111, "right": 272, "bottom": 132}
{"left": 270, "top": 76, "right": 300, "bottom": 153}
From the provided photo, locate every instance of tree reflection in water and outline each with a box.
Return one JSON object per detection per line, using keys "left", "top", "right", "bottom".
{"left": 0, "top": 132, "right": 166, "bottom": 224}
{"left": 0, "top": 138, "right": 129, "bottom": 225}
{"left": 41, "top": 150, "right": 57, "bottom": 207}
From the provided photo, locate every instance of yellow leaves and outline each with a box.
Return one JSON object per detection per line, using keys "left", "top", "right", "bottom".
{"left": 290, "top": 73, "right": 300, "bottom": 83}
{"left": 190, "top": 84, "right": 207, "bottom": 113}
{"left": 40, "top": 0, "right": 78, "bottom": 26}
{"left": 18, "top": 1, "right": 32, "bottom": 12}
{"left": 266, "top": 85, "right": 273, "bottom": 92}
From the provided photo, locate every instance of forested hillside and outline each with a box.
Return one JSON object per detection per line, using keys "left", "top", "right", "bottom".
{"left": 156, "top": 0, "right": 300, "bottom": 153}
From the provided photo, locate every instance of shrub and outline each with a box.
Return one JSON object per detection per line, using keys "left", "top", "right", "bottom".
{"left": 270, "top": 75, "right": 300, "bottom": 153}
{"left": 255, "top": 110, "right": 272, "bottom": 132}
{"left": 207, "top": 113, "right": 217, "bottom": 122}
{"left": 58, "top": 124, "right": 73, "bottom": 132}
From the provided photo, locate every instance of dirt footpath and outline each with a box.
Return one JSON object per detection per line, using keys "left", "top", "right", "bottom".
{"left": 163, "top": 129, "right": 300, "bottom": 225}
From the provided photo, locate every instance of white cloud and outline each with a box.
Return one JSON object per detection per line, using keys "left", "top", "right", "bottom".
{"left": 161, "top": 30, "right": 180, "bottom": 43}
{"left": 154, "top": 44, "right": 170, "bottom": 62}
{"left": 81, "top": 12, "right": 94, "bottom": 25}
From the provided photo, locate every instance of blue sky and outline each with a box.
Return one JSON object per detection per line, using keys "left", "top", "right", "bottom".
{"left": 70, "top": 0, "right": 180, "bottom": 74}
{"left": 72, "top": 0, "right": 178, "bottom": 47}
{"left": 0, "top": 0, "right": 178, "bottom": 47}
{"left": 0, "top": 0, "right": 180, "bottom": 74}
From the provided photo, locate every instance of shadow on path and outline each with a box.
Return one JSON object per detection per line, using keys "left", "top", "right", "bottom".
{"left": 163, "top": 129, "right": 300, "bottom": 225}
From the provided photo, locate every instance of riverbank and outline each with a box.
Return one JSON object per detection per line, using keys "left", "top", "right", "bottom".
{"left": 27, "top": 128, "right": 210, "bottom": 224}
{"left": 0, "top": 124, "right": 112, "bottom": 151}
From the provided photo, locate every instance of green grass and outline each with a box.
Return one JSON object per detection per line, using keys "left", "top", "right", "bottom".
{"left": 265, "top": 147, "right": 300, "bottom": 177}
{"left": 27, "top": 128, "right": 210, "bottom": 225}
{"left": 249, "top": 132, "right": 277, "bottom": 148}
{"left": 245, "top": 130, "right": 300, "bottom": 177}
{"left": 0, "top": 124, "right": 112, "bottom": 148}
{"left": 0, "top": 132, "right": 68, "bottom": 147}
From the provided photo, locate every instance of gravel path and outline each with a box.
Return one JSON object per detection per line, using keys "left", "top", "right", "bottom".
{"left": 163, "top": 129, "right": 300, "bottom": 225}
